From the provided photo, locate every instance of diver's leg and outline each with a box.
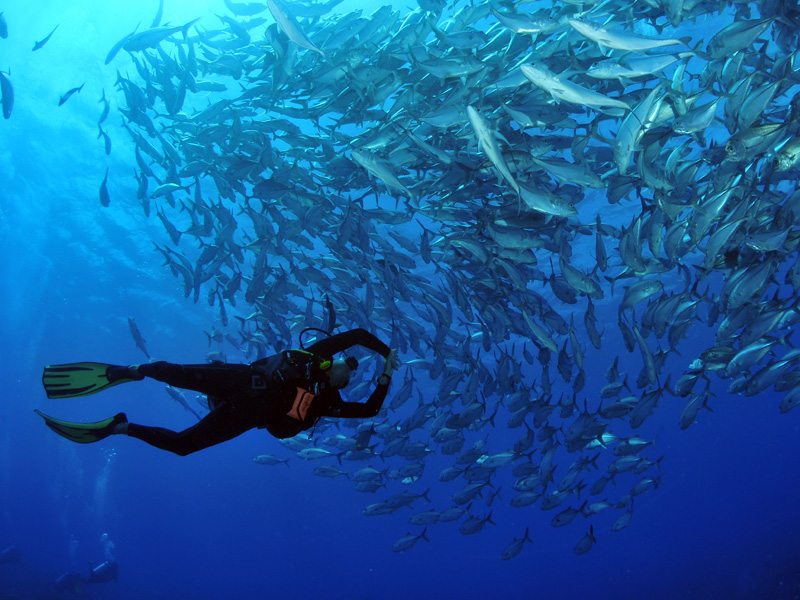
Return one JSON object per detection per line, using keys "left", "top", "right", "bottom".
{"left": 121, "top": 401, "right": 254, "bottom": 456}
{"left": 133, "top": 361, "right": 262, "bottom": 398}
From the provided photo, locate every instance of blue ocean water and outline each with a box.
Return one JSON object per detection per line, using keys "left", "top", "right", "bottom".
{"left": 1, "top": 1, "right": 799, "bottom": 599}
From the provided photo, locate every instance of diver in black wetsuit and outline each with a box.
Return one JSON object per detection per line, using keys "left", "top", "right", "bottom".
{"left": 36, "top": 329, "right": 398, "bottom": 456}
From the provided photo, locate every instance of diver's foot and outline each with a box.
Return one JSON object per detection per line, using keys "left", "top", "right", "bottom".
{"left": 111, "top": 413, "right": 129, "bottom": 435}
{"left": 102, "top": 412, "right": 128, "bottom": 438}
{"left": 106, "top": 365, "right": 144, "bottom": 383}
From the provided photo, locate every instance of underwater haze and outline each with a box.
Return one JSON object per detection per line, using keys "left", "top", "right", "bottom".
{"left": 1, "top": 0, "right": 800, "bottom": 599}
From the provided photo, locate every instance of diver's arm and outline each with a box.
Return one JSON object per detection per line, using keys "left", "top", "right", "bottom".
{"left": 322, "top": 383, "right": 389, "bottom": 419}
{"left": 306, "top": 328, "right": 390, "bottom": 359}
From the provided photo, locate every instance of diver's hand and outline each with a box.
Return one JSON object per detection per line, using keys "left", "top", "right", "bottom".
{"left": 383, "top": 349, "right": 399, "bottom": 377}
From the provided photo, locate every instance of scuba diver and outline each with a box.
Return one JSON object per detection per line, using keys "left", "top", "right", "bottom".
{"left": 36, "top": 329, "right": 398, "bottom": 456}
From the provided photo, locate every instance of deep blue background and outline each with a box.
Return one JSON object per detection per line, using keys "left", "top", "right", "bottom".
{"left": 1, "top": 1, "right": 799, "bottom": 599}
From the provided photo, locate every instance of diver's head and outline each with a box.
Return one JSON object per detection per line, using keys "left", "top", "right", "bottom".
{"left": 329, "top": 357, "right": 358, "bottom": 389}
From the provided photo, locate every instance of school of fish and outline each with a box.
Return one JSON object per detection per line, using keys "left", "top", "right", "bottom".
{"left": 6, "top": 0, "right": 800, "bottom": 558}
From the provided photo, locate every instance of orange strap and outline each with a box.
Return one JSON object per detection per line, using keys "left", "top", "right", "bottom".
{"left": 287, "top": 387, "right": 315, "bottom": 421}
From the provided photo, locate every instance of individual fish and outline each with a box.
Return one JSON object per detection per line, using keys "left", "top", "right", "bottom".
{"left": 679, "top": 394, "right": 712, "bottom": 429}
{"left": 151, "top": 0, "right": 164, "bottom": 27}
{"left": 152, "top": 182, "right": 189, "bottom": 198}
{"left": 704, "top": 18, "right": 773, "bottom": 59}
{"left": 313, "top": 465, "right": 349, "bottom": 478}
{"left": 490, "top": 6, "right": 559, "bottom": 35}
{"left": 518, "top": 181, "right": 578, "bottom": 218}
{"left": 722, "top": 336, "right": 788, "bottom": 379}
{"left": 58, "top": 83, "right": 85, "bottom": 106}
{"left": 629, "top": 389, "right": 661, "bottom": 429}
{"left": 266, "top": 0, "right": 326, "bottom": 58}
{"left": 127, "top": 316, "right": 150, "bottom": 359}
{"left": 615, "top": 84, "right": 665, "bottom": 174}
{"left": 614, "top": 437, "right": 654, "bottom": 456}
{"left": 501, "top": 527, "right": 533, "bottom": 560}
{"left": 780, "top": 386, "right": 800, "bottom": 414}
{"left": 587, "top": 54, "right": 687, "bottom": 81}
{"left": 737, "top": 80, "right": 778, "bottom": 130}
{"left": 459, "top": 511, "right": 495, "bottom": 535}
{"left": 297, "top": 448, "right": 341, "bottom": 461}
{"left": 452, "top": 481, "right": 489, "bottom": 505}
{"left": 391, "top": 528, "right": 429, "bottom": 552}
{"left": 98, "top": 89, "right": 110, "bottom": 124}
{"left": 744, "top": 352, "right": 800, "bottom": 397}
{"left": 725, "top": 123, "right": 786, "bottom": 162}
{"left": 32, "top": 25, "right": 58, "bottom": 51}
{"left": 105, "top": 30, "right": 135, "bottom": 64}
{"left": 165, "top": 386, "right": 202, "bottom": 420}
{"left": 573, "top": 525, "right": 596, "bottom": 555}
{"left": 611, "top": 508, "right": 634, "bottom": 532}
{"left": 98, "top": 125, "right": 112, "bottom": 155}
{"left": 619, "top": 280, "right": 663, "bottom": 314}
{"left": 569, "top": 18, "right": 689, "bottom": 52}
{"left": 521, "top": 63, "right": 630, "bottom": 111}
{"left": 0, "top": 70, "right": 12, "bottom": 119}
{"left": 552, "top": 502, "right": 587, "bottom": 527}
{"left": 123, "top": 18, "right": 201, "bottom": 52}
{"left": 351, "top": 149, "right": 415, "bottom": 201}
{"left": 672, "top": 97, "right": 721, "bottom": 141}
{"left": 467, "top": 105, "right": 519, "bottom": 193}
{"left": 589, "top": 474, "right": 615, "bottom": 496}
{"left": 633, "top": 324, "right": 657, "bottom": 387}
{"left": 224, "top": 0, "right": 268, "bottom": 16}
{"left": 429, "top": 20, "right": 486, "bottom": 50}
{"left": 99, "top": 168, "right": 111, "bottom": 207}
{"left": 352, "top": 466, "right": 385, "bottom": 482}
{"left": 363, "top": 501, "right": 399, "bottom": 516}
{"left": 409, "top": 509, "right": 440, "bottom": 525}
{"left": 773, "top": 136, "right": 800, "bottom": 172}
{"left": 417, "top": 55, "right": 485, "bottom": 79}
{"left": 404, "top": 128, "right": 453, "bottom": 166}
{"left": 531, "top": 155, "right": 604, "bottom": 189}
{"left": 0, "top": 12, "right": 6, "bottom": 39}
{"left": 582, "top": 501, "right": 613, "bottom": 517}
{"left": 632, "top": 475, "right": 661, "bottom": 496}
{"left": 560, "top": 258, "right": 603, "bottom": 300}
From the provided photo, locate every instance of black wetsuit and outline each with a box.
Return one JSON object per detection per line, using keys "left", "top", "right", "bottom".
{"left": 126, "top": 329, "right": 391, "bottom": 455}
